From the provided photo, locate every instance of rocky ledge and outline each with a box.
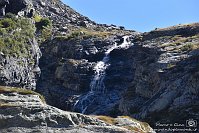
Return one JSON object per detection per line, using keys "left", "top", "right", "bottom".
{"left": 0, "top": 86, "right": 154, "bottom": 133}
{"left": 0, "top": 0, "right": 198, "bottom": 132}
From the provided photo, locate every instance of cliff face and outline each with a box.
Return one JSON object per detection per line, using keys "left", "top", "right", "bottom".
{"left": 38, "top": 23, "right": 199, "bottom": 125}
{"left": 119, "top": 24, "right": 199, "bottom": 125}
{"left": 0, "top": 16, "right": 41, "bottom": 90}
{"left": 0, "top": 0, "right": 198, "bottom": 132}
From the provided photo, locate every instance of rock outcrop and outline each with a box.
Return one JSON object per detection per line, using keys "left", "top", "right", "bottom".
{"left": 0, "top": 86, "right": 155, "bottom": 133}
{"left": 0, "top": 0, "right": 198, "bottom": 132}
{"left": 0, "top": 16, "right": 41, "bottom": 90}
{"left": 38, "top": 22, "right": 199, "bottom": 130}
{"left": 119, "top": 23, "right": 199, "bottom": 125}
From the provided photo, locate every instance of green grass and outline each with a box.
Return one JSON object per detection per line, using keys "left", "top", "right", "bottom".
{"left": 55, "top": 28, "right": 111, "bottom": 41}
{"left": 0, "top": 86, "right": 46, "bottom": 103}
{"left": 160, "top": 34, "right": 199, "bottom": 52}
{"left": 96, "top": 115, "right": 117, "bottom": 125}
{"left": 0, "top": 16, "right": 36, "bottom": 57}
{"left": 180, "top": 42, "right": 199, "bottom": 51}
{"left": 35, "top": 17, "right": 52, "bottom": 43}
{"left": 167, "top": 63, "right": 176, "bottom": 69}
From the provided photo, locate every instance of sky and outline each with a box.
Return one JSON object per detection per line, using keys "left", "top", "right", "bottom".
{"left": 63, "top": 0, "right": 199, "bottom": 32}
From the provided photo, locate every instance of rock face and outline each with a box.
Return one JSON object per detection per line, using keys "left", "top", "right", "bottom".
{"left": 0, "top": 0, "right": 199, "bottom": 132}
{"left": 37, "top": 34, "right": 137, "bottom": 113}
{"left": 0, "top": 17, "right": 41, "bottom": 90}
{"left": 5, "top": 0, "right": 30, "bottom": 15}
{"left": 119, "top": 24, "right": 199, "bottom": 125}
{"left": 38, "top": 23, "right": 199, "bottom": 129}
{"left": 0, "top": 86, "right": 155, "bottom": 133}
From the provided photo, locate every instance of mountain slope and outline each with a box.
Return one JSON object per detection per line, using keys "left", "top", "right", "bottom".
{"left": 0, "top": 0, "right": 198, "bottom": 132}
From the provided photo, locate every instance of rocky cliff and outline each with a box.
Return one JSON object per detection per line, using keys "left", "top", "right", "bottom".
{"left": 0, "top": 0, "right": 198, "bottom": 132}
{"left": 0, "top": 86, "right": 154, "bottom": 133}
{"left": 38, "top": 22, "right": 199, "bottom": 128}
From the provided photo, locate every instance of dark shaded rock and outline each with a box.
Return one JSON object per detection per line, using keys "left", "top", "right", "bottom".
{"left": 0, "top": 0, "right": 9, "bottom": 16}
{"left": 5, "top": 0, "right": 28, "bottom": 15}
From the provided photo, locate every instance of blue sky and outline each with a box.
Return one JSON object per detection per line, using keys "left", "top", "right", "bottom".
{"left": 63, "top": 0, "right": 199, "bottom": 32}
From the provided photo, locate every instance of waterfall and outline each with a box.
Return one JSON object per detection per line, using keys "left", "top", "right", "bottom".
{"left": 89, "top": 43, "right": 117, "bottom": 93}
{"left": 74, "top": 36, "right": 132, "bottom": 113}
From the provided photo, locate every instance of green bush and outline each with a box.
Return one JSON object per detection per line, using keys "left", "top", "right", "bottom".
{"left": 36, "top": 18, "right": 52, "bottom": 30}
{"left": 0, "top": 18, "right": 16, "bottom": 29}
{"left": 33, "top": 14, "right": 42, "bottom": 22}
{"left": 0, "top": 17, "right": 36, "bottom": 57}
{"left": 40, "top": 25, "right": 52, "bottom": 42}
{"left": 180, "top": 44, "right": 194, "bottom": 51}
{"left": 5, "top": 13, "right": 16, "bottom": 19}
{"left": 35, "top": 17, "right": 52, "bottom": 42}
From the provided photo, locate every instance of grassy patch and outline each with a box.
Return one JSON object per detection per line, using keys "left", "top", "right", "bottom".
{"left": 0, "top": 86, "right": 46, "bottom": 103}
{"left": 0, "top": 102, "right": 18, "bottom": 108}
{"left": 119, "top": 116, "right": 152, "bottom": 132}
{"left": 35, "top": 17, "right": 52, "bottom": 43}
{"left": 180, "top": 42, "right": 199, "bottom": 51}
{"left": 0, "top": 16, "right": 36, "bottom": 57}
{"left": 95, "top": 115, "right": 153, "bottom": 132}
{"left": 160, "top": 34, "right": 199, "bottom": 52}
{"left": 55, "top": 28, "right": 111, "bottom": 41}
{"left": 96, "top": 115, "right": 117, "bottom": 125}
{"left": 167, "top": 63, "right": 176, "bottom": 69}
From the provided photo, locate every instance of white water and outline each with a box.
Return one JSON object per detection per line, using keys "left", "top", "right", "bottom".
{"left": 90, "top": 36, "right": 131, "bottom": 93}
{"left": 75, "top": 36, "right": 132, "bottom": 113}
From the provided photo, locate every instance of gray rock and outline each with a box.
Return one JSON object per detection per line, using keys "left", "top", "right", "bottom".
{"left": 0, "top": 38, "right": 41, "bottom": 90}
{"left": 0, "top": 86, "right": 154, "bottom": 133}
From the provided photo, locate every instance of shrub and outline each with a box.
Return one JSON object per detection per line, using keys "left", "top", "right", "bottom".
{"left": 35, "top": 17, "right": 52, "bottom": 42}
{"left": 0, "top": 18, "right": 16, "bottom": 29}
{"left": 180, "top": 44, "right": 194, "bottom": 51}
{"left": 34, "top": 14, "right": 42, "bottom": 22}
{"left": 36, "top": 18, "right": 52, "bottom": 30}
{"left": 41, "top": 25, "right": 52, "bottom": 42}
{"left": 5, "top": 13, "right": 16, "bottom": 19}
{"left": 0, "top": 17, "right": 36, "bottom": 57}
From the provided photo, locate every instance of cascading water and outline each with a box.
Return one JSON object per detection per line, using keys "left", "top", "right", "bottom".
{"left": 90, "top": 36, "right": 131, "bottom": 93}
{"left": 74, "top": 36, "right": 132, "bottom": 113}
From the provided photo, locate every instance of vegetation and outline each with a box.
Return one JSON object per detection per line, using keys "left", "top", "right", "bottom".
{"left": 5, "top": 13, "right": 16, "bottom": 19}
{"left": 180, "top": 42, "right": 199, "bottom": 51}
{"left": 33, "top": 14, "right": 42, "bottom": 23}
{"left": 167, "top": 63, "right": 176, "bottom": 69}
{"left": 96, "top": 115, "right": 117, "bottom": 125}
{"left": 0, "top": 102, "right": 18, "bottom": 108}
{"left": 0, "top": 14, "right": 36, "bottom": 57}
{"left": 35, "top": 17, "right": 52, "bottom": 30}
{"left": 160, "top": 34, "right": 199, "bottom": 52}
{"left": 0, "top": 86, "right": 46, "bottom": 103}
{"left": 96, "top": 115, "right": 152, "bottom": 132}
{"left": 119, "top": 116, "right": 152, "bottom": 133}
{"left": 56, "top": 28, "right": 111, "bottom": 41}
{"left": 35, "top": 17, "right": 52, "bottom": 42}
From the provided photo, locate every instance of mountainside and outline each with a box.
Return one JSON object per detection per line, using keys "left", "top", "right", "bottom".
{"left": 0, "top": 0, "right": 198, "bottom": 132}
